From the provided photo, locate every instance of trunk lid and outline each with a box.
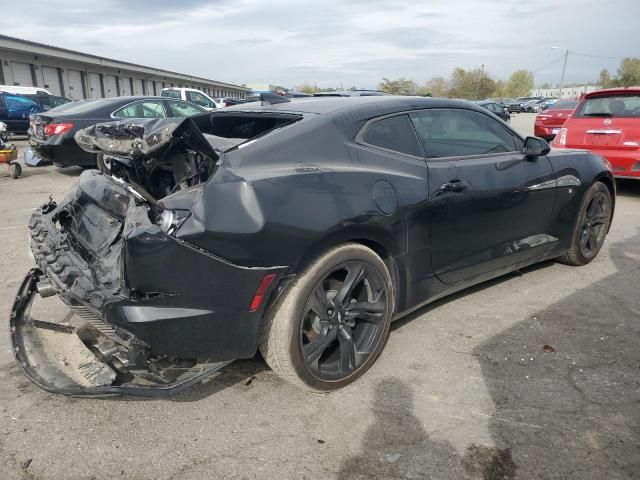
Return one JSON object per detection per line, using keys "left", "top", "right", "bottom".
{"left": 564, "top": 117, "right": 640, "bottom": 150}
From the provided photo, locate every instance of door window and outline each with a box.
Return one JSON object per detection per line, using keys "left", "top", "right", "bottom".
{"left": 360, "top": 114, "right": 423, "bottom": 157}
{"left": 186, "top": 91, "right": 216, "bottom": 108}
{"left": 4, "top": 95, "right": 38, "bottom": 110}
{"left": 409, "top": 108, "right": 522, "bottom": 158}
{"left": 166, "top": 100, "right": 204, "bottom": 117}
{"left": 113, "top": 101, "right": 166, "bottom": 118}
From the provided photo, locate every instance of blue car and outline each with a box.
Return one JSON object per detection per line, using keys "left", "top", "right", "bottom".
{"left": 0, "top": 93, "right": 43, "bottom": 134}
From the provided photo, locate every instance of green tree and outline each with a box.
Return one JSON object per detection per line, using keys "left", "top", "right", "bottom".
{"left": 506, "top": 70, "right": 534, "bottom": 97}
{"left": 615, "top": 58, "right": 640, "bottom": 87}
{"left": 491, "top": 79, "right": 508, "bottom": 98}
{"left": 418, "top": 76, "right": 448, "bottom": 97}
{"left": 447, "top": 67, "right": 495, "bottom": 100}
{"left": 539, "top": 82, "right": 551, "bottom": 89}
{"left": 379, "top": 77, "right": 418, "bottom": 95}
{"left": 598, "top": 69, "right": 613, "bottom": 88}
{"left": 295, "top": 82, "right": 321, "bottom": 94}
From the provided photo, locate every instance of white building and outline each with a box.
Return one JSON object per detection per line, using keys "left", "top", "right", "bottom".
{"left": 0, "top": 34, "right": 250, "bottom": 100}
{"left": 530, "top": 85, "right": 599, "bottom": 98}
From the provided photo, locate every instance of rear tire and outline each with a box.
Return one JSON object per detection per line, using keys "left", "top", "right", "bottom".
{"left": 558, "top": 181, "right": 612, "bottom": 266}
{"left": 259, "top": 244, "right": 394, "bottom": 392}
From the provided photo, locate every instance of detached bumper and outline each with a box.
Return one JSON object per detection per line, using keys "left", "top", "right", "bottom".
{"left": 10, "top": 269, "right": 232, "bottom": 397}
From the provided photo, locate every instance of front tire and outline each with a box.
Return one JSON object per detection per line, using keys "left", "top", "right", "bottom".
{"left": 559, "top": 181, "right": 612, "bottom": 266}
{"left": 259, "top": 244, "right": 394, "bottom": 391}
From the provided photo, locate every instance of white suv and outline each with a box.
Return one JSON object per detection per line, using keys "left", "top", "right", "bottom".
{"left": 161, "top": 87, "right": 221, "bottom": 110}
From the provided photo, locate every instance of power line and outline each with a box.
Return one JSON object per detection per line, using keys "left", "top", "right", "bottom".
{"left": 570, "top": 51, "right": 640, "bottom": 59}
{"left": 532, "top": 54, "right": 566, "bottom": 74}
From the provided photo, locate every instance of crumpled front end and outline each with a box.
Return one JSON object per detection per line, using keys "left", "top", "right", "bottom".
{"left": 11, "top": 170, "right": 285, "bottom": 396}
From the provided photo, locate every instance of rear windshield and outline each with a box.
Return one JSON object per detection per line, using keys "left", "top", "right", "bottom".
{"left": 190, "top": 112, "right": 303, "bottom": 152}
{"left": 47, "top": 99, "right": 107, "bottom": 115}
{"left": 574, "top": 94, "right": 640, "bottom": 118}
{"left": 548, "top": 100, "right": 577, "bottom": 111}
{"left": 161, "top": 90, "right": 181, "bottom": 99}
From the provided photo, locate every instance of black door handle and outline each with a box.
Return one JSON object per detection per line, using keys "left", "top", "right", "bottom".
{"left": 440, "top": 180, "right": 468, "bottom": 193}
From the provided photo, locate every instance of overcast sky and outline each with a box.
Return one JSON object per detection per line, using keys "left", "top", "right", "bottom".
{"left": 3, "top": 0, "right": 639, "bottom": 89}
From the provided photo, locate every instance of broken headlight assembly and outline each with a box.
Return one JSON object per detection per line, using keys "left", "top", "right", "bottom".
{"left": 155, "top": 209, "right": 190, "bottom": 235}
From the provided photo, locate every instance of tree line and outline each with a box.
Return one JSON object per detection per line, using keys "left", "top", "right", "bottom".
{"left": 378, "top": 68, "right": 534, "bottom": 99}
{"left": 294, "top": 57, "right": 640, "bottom": 98}
{"left": 597, "top": 58, "right": 640, "bottom": 88}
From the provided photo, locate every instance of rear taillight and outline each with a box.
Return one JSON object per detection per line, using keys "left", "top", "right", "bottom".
{"left": 556, "top": 128, "right": 568, "bottom": 146}
{"left": 44, "top": 123, "right": 73, "bottom": 136}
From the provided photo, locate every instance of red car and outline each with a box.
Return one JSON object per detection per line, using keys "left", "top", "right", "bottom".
{"left": 552, "top": 87, "right": 640, "bottom": 179}
{"left": 534, "top": 99, "right": 578, "bottom": 140}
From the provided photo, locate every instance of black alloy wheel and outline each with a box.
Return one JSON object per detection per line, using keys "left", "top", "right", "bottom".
{"left": 579, "top": 190, "right": 611, "bottom": 259}
{"left": 299, "top": 260, "right": 387, "bottom": 382}
{"left": 259, "top": 243, "right": 393, "bottom": 391}
{"left": 559, "top": 181, "right": 612, "bottom": 266}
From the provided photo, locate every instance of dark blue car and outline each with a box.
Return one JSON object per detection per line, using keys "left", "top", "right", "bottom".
{"left": 0, "top": 93, "right": 43, "bottom": 134}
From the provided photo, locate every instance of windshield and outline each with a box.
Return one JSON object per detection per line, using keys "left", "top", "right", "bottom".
{"left": 161, "top": 89, "right": 181, "bottom": 99}
{"left": 575, "top": 94, "right": 640, "bottom": 118}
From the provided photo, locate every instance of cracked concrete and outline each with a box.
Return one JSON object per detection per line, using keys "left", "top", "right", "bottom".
{"left": 1, "top": 115, "right": 639, "bottom": 479}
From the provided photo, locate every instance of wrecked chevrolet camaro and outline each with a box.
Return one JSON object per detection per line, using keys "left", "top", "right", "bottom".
{"left": 11, "top": 96, "right": 615, "bottom": 395}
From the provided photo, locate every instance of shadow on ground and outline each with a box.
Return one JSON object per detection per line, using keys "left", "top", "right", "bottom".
{"left": 339, "top": 233, "right": 639, "bottom": 479}
{"left": 472, "top": 232, "right": 640, "bottom": 479}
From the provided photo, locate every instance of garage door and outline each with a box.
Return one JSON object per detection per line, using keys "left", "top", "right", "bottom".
{"left": 132, "top": 78, "right": 143, "bottom": 96}
{"left": 88, "top": 73, "right": 102, "bottom": 98}
{"left": 143, "top": 80, "right": 154, "bottom": 96}
{"left": 41, "top": 67, "right": 62, "bottom": 96}
{"left": 105, "top": 75, "right": 118, "bottom": 97}
{"left": 67, "top": 70, "right": 84, "bottom": 100}
{"left": 119, "top": 77, "right": 132, "bottom": 96}
{"left": 10, "top": 62, "right": 33, "bottom": 86}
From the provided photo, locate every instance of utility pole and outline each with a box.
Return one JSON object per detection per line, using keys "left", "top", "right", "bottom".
{"left": 558, "top": 50, "right": 569, "bottom": 98}
{"left": 475, "top": 64, "right": 485, "bottom": 99}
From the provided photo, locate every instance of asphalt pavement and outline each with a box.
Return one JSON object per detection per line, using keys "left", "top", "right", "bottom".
{"left": 0, "top": 114, "right": 638, "bottom": 479}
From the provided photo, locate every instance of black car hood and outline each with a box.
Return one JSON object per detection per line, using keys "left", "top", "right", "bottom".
{"left": 74, "top": 117, "right": 219, "bottom": 161}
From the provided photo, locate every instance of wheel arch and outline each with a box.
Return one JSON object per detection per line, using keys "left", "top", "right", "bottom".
{"left": 264, "top": 228, "right": 403, "bottom": 318}
{"left": 593, "top": 173, "right": 616, "bottom": 222}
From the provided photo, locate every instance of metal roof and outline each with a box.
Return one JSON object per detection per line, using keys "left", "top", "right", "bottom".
{"left": 0, "top": 34, "right": 250, "bottom": 91}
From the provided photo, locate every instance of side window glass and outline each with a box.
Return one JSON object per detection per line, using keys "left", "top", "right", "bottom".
{"left": 113, "top": 101, "right": 165, "bottom": 118}
{"left": 361, "top": 114, "right": 422, "bottom": 157}
{"left": 186, "top": 91, "right": 215, "bottom": 108}
{"left": 167, "top": 100, "right": 203, "bottom": 117}
{"left": 409, "top": 109, "right": 522, "bottom": 158}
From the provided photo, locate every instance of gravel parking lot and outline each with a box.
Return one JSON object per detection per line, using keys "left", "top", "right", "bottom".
{"left": 1, "top": 113, "right": 639, "bottom": 480}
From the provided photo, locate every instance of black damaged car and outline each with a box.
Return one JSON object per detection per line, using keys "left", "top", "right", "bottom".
{"left": 11, "top": 94, "right": 615, "bottom": 396}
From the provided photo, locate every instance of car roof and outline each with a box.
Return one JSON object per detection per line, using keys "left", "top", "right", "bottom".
{"left": 584, "top": 87, "right": 640, "bottom": 98}
{"left": 222, "top": 96, "right": 487, "bottom": 121}
{"left": 162, "top": 87, "right": 201, "bottom": 92}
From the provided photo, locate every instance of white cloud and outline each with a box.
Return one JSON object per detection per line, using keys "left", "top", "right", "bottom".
{"left": 2, "top": 0, "right": 639, "bottom": 89}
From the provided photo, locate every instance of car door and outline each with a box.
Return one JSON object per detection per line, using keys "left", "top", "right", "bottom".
{"left": 3, "top": 94, "right": 39, "bottom": 132}
{"left": 409, "top": 107, "right": 557, "bottom": 286}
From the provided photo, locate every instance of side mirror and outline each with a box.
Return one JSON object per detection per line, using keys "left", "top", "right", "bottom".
{"left": 523, "top": 136, "right": 550, "bottom": 157}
